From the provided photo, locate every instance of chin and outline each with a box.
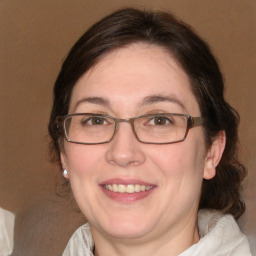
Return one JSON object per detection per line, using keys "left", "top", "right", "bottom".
{"left": 97, "top": 215, "right": 155, "bottom": 240}
{"left": 107, "top": 226, "right": 150, "bottom": 239}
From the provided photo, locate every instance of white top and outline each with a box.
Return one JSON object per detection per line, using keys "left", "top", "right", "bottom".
{"left": 63, "top": 209, "right": 252, "bottom": 256}
{"left": 0, "top": 208, "right": 15, "bottom": 256}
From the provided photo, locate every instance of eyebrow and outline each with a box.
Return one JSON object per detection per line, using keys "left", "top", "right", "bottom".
{"left": 141, "top": 94, "right": 186, "bottom": 110}
{"left": 73, "top": 94, "right": 186, "bottom": 112}
{"left": 74, "top": 97, "right": 110, "bottom": 110}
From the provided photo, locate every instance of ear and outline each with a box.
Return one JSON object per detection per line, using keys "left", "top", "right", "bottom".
{"left": 203, "top": 131, "right": 226, "bottom": 180}
{"left": 60, "top": 152, "right": 69, "bottom": 179}
{"left": 60, "top": 152, "right": 67, "bottom": 169}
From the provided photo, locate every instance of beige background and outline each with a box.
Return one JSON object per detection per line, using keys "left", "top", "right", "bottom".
{"left": 0, "top": 0, "right": 255, "bottom": 255}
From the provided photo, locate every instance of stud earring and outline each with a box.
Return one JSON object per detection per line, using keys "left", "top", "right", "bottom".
{"left": 63, "top": 169, "right": 68, "bottom": 178}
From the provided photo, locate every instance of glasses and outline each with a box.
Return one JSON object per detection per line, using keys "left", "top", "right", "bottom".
{"left": 57, "top": 113, "right": 203, "bottom": 145}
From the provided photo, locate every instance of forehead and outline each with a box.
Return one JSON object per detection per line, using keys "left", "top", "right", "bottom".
{"left": 69, "top": 43, "right": 200, "bottom": 115}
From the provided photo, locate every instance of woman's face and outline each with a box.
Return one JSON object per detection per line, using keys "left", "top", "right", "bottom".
{"left": 61, "top": 43, "right": 217, "bottom": 242}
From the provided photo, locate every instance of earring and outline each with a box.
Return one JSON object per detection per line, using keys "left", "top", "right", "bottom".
{"left": 63, "top": 169, "right": 68, "bottom": 178}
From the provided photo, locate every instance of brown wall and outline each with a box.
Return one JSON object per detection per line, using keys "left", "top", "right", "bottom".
{"left": 1, "top": 0, "right": 255, "bottom": 255}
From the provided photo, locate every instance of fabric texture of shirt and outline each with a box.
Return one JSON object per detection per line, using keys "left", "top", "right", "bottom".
{"left": 63, "top": 209, "right": 252, "bottom": 256}
{"left": 0, "top": 208, "right": 15, "bottom": 256}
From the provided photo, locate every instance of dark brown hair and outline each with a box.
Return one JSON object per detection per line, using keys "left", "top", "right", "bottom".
{"left": 48, "top": 8, "right": 247, "bottom": 219}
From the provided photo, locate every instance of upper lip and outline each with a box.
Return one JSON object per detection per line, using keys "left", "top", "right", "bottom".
{"left": 99, "top": 178, "right": 156, "bottom": 187}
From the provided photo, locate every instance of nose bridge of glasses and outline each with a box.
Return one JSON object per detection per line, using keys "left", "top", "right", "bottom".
{"left": 113, "top": 117, "right": 137, "bottom": 138}
{"left": 116, "top": 117, "right": 134, "bottom": 123}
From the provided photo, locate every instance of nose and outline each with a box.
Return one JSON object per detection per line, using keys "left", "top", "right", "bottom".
{"left": 105, "top": 122, "right": 146, "bottom": 168}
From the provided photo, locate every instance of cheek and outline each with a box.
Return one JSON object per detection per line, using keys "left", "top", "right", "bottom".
{"left": 148, "top": 138, "right": 206, "bottom": 180}
{"left": 64, "top": 143, "right": 105, "bottom": 176}
{"left": 63, "top": 145, "right": 104, "bottom": 212}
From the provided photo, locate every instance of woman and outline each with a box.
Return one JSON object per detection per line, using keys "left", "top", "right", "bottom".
{"left": 48, "top": 8, "right": 251, "bottom": 256}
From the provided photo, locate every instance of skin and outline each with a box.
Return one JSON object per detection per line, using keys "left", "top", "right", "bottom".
{"left": 61, "top": 43, "right": 225, "bottom": 256}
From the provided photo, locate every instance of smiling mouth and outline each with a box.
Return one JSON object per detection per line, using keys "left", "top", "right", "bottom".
{"left": 103, "top": 184, "right": 153, "bottom": 193}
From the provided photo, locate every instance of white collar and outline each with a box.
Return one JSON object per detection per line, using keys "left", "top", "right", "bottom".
{"left": 63, "top": 209, "right": 252, "bottom": 256}
{"left": 179, "top": 209, "right": 252, "bottom": 255}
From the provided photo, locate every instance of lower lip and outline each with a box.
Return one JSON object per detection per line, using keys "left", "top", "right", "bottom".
{"left": 100, "top": 186, "right": 155, "bottom": 203}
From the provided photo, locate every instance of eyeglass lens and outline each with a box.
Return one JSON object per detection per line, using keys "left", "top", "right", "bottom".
{"left": 63, "top": 114, "right": 188, "bottom": 144}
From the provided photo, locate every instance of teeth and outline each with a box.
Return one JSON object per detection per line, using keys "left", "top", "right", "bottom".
{"left": 134, "top": 184, "right": 141, "bottom": 192}
{"left": 126, "top": 184, "right": 134, "bottom": 193}
{"left": 118, "top": 184, "right": 126, "bottom": 193}
{"left": 105, "top": 184, "right": 153, "bottom": 193}
{"left": 112, "top": 184, "right": 118, "bottom": 192}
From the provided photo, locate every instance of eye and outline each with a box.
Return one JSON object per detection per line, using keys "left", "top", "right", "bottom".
{"left": 82, "top": 116, "right": 107, "bottom": 125}
{"left": 148, "top": 116, "right": 172, "bottom": 125}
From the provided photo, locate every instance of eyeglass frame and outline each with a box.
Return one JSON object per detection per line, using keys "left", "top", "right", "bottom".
{"left": 56, "top": 113, "right": 204, "bottom": 145}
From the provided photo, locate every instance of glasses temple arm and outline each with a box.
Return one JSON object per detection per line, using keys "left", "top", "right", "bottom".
{"left": 191, "top": 116, "right": 204, "bottom": 127}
